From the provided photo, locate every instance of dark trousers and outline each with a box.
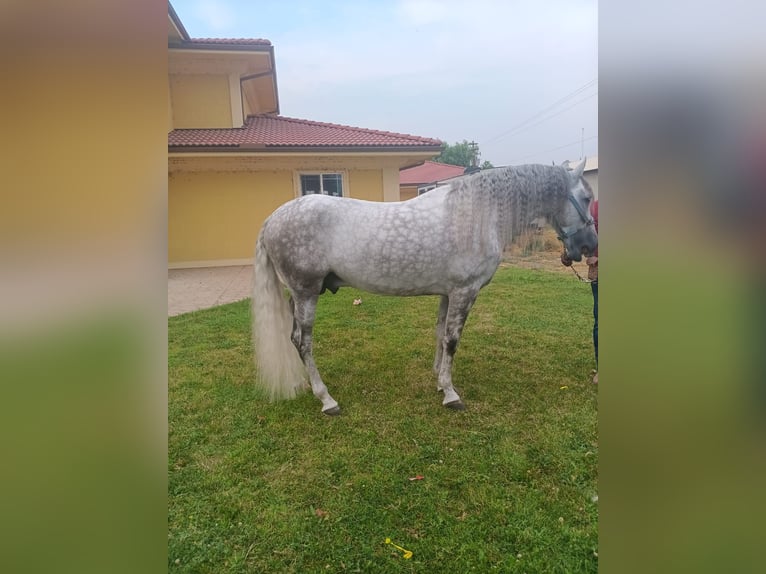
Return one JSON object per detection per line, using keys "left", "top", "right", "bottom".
{"left": 591, "top": 281, "right": 598, "bottom": 366}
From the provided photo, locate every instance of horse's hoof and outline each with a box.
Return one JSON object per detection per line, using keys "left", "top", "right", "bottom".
{"left": 444, "top": 400, "right": 466, "bottom": 411}
{"left": 322, "top": 405, "right": 341, "bottom": 416}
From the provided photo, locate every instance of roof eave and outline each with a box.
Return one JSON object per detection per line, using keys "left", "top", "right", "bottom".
{"left": 270, "top": 48, "right": 280, "bottom": 116}
{"left": 168, "top": 2, "right": 191, "bottom": 42}
{"left": 168, "top": 41, "right": 273, "bottom": 52}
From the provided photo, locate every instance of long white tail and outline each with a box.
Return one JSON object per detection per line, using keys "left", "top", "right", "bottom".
{"left": 252, "top": 234, "right": 306, "bottom": 400}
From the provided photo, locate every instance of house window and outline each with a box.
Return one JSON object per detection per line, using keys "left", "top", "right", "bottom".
{"left": 300, "top": 173, "right": 344, "bottom": 197}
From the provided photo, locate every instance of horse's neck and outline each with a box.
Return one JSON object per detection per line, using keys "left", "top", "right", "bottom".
{"left": 495, "top": 166, "right": 563, "bottom": 248}
{"left": 447, "top": 165, "right": 564, "bottom": 252}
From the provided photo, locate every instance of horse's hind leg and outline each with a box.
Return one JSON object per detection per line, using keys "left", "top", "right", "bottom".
{"left": 437, "top": 289, "right": 478, "bottom": 411}
{"left": 433, "top": 295, "right": 449, "bottom": 385}
{"left": 290, "top": 293, "right": 341, "bottom": 415}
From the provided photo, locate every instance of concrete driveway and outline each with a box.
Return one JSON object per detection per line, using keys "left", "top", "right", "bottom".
{"left": 168, "top": 265, "right": 252, "bottom": 316}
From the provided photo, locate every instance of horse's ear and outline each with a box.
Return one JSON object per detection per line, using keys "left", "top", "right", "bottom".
{"left": 561, "top": 159, "right": 571, "bottom": 169}
{"left": 570, "top": 157, "right": 586, "bottom": 180}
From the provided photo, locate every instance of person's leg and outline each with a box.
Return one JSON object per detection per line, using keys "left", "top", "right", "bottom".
{"left": 591, "top": 280, "right": 598, "bottom": 383}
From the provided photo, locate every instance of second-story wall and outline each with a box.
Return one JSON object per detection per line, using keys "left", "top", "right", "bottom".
{"left": 168, "top": 43, "right": 276, "bottom": 131}
{"left": 170, "top": 73, "right": 233, "bottom": 129}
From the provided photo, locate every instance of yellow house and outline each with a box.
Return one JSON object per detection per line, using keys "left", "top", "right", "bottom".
{"left": 168, "top": 3, "right": 442, "bottom": 268}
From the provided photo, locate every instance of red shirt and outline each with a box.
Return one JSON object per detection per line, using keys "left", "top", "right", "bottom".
{"left": 591, "top": 199, "right": 598, "bottom": 256}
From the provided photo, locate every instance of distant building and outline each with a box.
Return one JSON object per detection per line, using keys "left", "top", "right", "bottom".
{"left": 565, "top": 156, "right": 598, "bottom": 199}
{"left": 398, "top": 161, "right": 466, "bottom": 201}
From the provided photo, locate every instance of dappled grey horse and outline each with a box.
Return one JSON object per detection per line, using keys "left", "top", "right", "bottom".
{"left": 252, "top": 159, "right": 597, "bottom": 415}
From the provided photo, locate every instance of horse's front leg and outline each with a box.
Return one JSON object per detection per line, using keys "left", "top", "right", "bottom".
{"left": 438, "top": 289, "right": 478, "bottom": 411}
{"left": 291, "top": 293, "right": 340, "bottom": 415}
{"left": 433, "top": 295, "right": 449, "bottom": 384}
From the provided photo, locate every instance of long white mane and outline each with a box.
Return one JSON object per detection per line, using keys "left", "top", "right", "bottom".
{"left": 444, "top": 164, "right": 571, "bottom": 252}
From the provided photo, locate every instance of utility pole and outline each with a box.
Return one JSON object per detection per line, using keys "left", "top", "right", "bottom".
{"left": 468, "top": 140, "right": 479, "bottom": 167}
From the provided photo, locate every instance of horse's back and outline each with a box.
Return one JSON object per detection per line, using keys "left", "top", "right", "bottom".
{"left": 263, "top": 193, "right": 447, "bottom": 247}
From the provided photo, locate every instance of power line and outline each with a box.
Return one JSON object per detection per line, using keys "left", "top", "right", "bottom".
{"left": 486, "top": 87, "right": 598, "bottom": 144}
{"left": 490, "top": 92, "right": 597, "bottom": 143}
{"left": 484, "top": 78, "right": 598, "bottom": 145}
{"left": 508, "top": 135, "right": 598, "bottom": 164}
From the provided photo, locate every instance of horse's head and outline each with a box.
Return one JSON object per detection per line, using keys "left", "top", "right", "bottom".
{"left": 555, "top": 158, "right": 598, "bottom": 262}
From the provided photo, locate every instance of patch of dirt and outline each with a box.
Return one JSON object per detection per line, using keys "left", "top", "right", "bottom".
{"left": 501, "top": 228, "right": 590, "bottom": 278}
{"left": 501, "top": 250, "right": 572, "bottom": 274}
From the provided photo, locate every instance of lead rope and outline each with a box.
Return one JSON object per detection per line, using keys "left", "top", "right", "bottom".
{"left": 560, "top": 243, "right": 593, "bottom": 283}
{"left": 568, "top": 264, "right": 592, "bottom": 283}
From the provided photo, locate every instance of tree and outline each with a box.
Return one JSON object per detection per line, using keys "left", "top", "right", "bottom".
{"left": 435, "top": 140, "right": 493, "bottom": 169}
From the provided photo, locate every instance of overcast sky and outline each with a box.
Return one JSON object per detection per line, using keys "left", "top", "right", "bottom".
{"left": 171, "top": 0, "right": 598, "bottom": 167}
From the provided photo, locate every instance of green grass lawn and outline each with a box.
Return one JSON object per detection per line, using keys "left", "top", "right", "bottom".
{"left": 169, "top": 266, "right": 598, "bottom": 573}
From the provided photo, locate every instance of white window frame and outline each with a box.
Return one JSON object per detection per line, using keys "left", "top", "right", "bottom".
{"left": 294, "top": 170, "right": 348, "bottom": 198}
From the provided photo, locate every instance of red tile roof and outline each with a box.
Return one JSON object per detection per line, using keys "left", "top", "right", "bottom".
{"left": 169, "top": 115, "right": 443, "bottom": 150}
{"left": 168, "top": 3, "right": 271, "bottom": 46}
{"left": 399, "top": 161, "right": 466, "bottom": 185}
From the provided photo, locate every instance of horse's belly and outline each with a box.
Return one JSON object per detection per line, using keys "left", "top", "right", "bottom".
{"left": 342, "top": 265, "right": 446, "bottom": 296}
{"left": 332, "top": 244, "right": 498, "bottom": 297}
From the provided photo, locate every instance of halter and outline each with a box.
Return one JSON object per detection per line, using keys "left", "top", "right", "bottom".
{"left": 557, "top": 192, "right": 596, "bottom": 283}
{"left": 557, "top": 193, "right": 595, "bottom": 240}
